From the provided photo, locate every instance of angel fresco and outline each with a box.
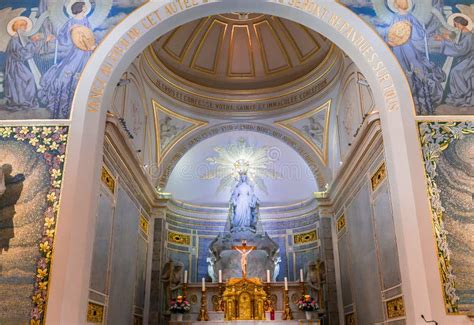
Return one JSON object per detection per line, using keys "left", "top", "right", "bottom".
{"left": 0, "top": 0, "right": 115, "bottom": 120}
{"left": 39, "top": 0, "right": 112, "bottom": 119}
{"left": 0, "top": 10, "right": 52, "bottom": 110}
{"left": 343, "top": 0, "right": 474, "bottom": 115}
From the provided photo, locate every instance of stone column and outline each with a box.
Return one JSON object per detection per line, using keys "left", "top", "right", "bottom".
{"left": 148, "top": 198, "right": 169, "bottom": 324}
{"left": 316, "top": 197, "right": 339, "bottom": 325}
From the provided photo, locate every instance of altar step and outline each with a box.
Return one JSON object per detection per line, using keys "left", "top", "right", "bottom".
{"left": 170, "top": 311, "right": 321, "bottom": 324}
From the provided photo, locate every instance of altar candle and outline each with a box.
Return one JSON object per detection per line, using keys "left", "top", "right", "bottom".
{"left": 184, "top": 270, "right": 188, "bottom": 284}
{"left": 266, "top": 269, "right": 271, "bottom": 283}
{"left": 202, "top": 277, "right": 206, "bottom": 291}
{"left": 300, "top": 269, "right": 304, "bottom": 282}
{"left": 219, "top": 270, "right": 222, "bottom": 283}
{"left": 284, "top": 277, "right": 288, "bottom": 290}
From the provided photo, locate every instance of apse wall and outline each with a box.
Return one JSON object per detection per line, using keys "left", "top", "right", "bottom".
{"left": 164, "top": 198, "right": 320, "bottom": 283}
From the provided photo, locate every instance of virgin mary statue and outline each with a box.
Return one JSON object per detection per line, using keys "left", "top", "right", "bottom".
{"left": 230, "top": 173, "right": 259, "bottom": 232}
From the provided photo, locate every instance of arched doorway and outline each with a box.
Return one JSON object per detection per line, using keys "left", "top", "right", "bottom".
{"left": 49, "top": 1, "right": 442, "bottom": 324}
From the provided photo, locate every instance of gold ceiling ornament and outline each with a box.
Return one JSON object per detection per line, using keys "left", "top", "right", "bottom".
{"left": 336, "top": 214, "right": 346, "bottom": 233}
{"left": 223, "top": 277, "right": 267, "bottom": 320}
{"left": 167, "top": 231, "right": 191, "bottom": 246}
{"left": 101, "top": 165, "right": 115, "bottom": 193}
{"left": 275, "top": 100, "right": 331, "bottom": 165}
{"left": 371, "top": 162, "right": 387, "bottom": 191}
{"left": 386, "top": 296, "right": 405, "bottom": 319}
{"left": 87, "top": 302, "right": 104, "bottom": 323}
{"left": 294, "top": 230, "right": 318, "bottom": 245}
{"left": 152, "top": 100, "right": 207, "bottom": 163}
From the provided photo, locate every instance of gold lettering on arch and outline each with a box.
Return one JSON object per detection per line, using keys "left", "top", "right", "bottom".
{"left": 87, "top": 0, "right": 400, "bottom": 113}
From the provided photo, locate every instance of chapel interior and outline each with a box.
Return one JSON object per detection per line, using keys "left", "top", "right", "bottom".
{"left": 94, "top": 13, "right": 399, "bottom": 325}
{"left": 0, "top": 1, "right": 473, "bottom": 325}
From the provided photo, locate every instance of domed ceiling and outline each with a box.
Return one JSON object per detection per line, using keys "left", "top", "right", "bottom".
{"left": 151, "top": 13, "right": 333, "bottom": 91}
{"left": 152, "top": 13, "right": 332, "bottom": 90}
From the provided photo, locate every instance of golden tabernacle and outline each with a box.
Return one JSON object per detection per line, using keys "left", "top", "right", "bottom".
{"left": 223, "top": 277, "right": 267, "bottom": 320}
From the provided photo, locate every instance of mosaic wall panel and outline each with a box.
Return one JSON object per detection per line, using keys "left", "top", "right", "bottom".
{"left": 134, "top": 235, "right": 147, "bottom": 309}
{"left": 0, "top": 126, "right": 68, "bottom": 324}
{"left": 0, "top": 0, "right": 145, "bottom": 120}
{"left": 341, "top": 0, "right": 474, "bottom": 116}
{"left": 419, "top": 121, "right": 474, "bottom": 314}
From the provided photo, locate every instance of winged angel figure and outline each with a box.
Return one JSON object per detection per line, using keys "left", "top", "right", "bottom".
{"left": 38, "top": 0, "right": 112, "bottom": 119}
{"left": 370, "top": 0, "right": 446, "bottom": 114}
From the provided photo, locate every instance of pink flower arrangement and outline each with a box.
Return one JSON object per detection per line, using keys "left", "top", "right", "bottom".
{"left": 297, "top": 294, "right": 319, "bottom": 312}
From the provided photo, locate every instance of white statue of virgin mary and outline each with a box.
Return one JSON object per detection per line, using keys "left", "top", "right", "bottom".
{"left": 230, "top": 172, "right": 259, "bottom": 232}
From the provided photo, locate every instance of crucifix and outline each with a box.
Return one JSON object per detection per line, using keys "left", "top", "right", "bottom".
{"left": 232, "top": 240, "right": 256, "bottom": 278}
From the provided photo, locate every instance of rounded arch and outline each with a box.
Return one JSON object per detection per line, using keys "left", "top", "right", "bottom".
{"left": 51, "top": 1, "right": 440, "bottom": 324}
{"left": 157, "top": 123, "right": 327, "bottom": 189}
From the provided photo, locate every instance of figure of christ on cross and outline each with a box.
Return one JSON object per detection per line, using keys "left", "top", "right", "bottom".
{"left": 232, "top": 240, "right": 256, "bottom": 278}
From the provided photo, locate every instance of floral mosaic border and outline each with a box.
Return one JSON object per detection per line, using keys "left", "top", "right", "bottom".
{"left": 418, "top": 121, "right": 474, "bottom": 313}
{"left": 0, "top": 126, "right": 68, "bottom": 325}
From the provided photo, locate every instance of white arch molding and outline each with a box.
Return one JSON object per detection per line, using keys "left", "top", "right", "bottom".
{"left": 49, "top": 1, "right": 462, "bottom": 324}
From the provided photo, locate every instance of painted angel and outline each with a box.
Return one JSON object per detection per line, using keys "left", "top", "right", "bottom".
{"left": 373, "top": 0, "right": 445, "bottom": 114}
{"left": 39, "top": 0, "right": 112, "bottom": 119}
{"left": 0, "top": 8, "right": 52, "bottom": 110}
{"left": 433, "top": 7, "right": 474, "bottom": 107}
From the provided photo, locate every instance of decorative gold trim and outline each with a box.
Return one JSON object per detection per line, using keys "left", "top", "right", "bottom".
{"left": 336, "top": 214, "right": 346, "bottom": 233}
{"left": 273, "top": 17, "right": 320, "bottom": 63}
{"left": 275, "top": 100, "right": 331, "bottom": 165}
{"left": 87, "top": 302, "right": 105, "bottom": 323}
{"left": 152, "top": 100, "right": 208, "bottom": 163}
{"left": 371, "top": 162, "right": 387, "bottom": 191}
{"left": 227, "top": 24, "right": 255, "bottom": 77}
{"left": 167, "top": 231, "right": 191, "bottom": 246}
{"left": 294, "top": 230, "right": 318, "bottom": 245}
{"left": 191, "top": 19, "right": 227, "bottom": 74}
{"left": 386, "top": 296, "right": 405, "bottom": 319}
{"left": 253, "top": 19, "right": 292, "bottom": 75}
{"left": 101, "top": 165, "right": 115, "bottom": 193}
{"left": 139, "top": 215, "right": 149, "bottom": 236}
{"left": 162, "top": 18, "right": 208, "bottom": 63}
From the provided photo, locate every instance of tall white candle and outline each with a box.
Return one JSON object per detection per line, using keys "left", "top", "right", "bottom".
{"left": 202, "top": 277, "right": 206, "bottom": 291}
{"left": 266, "top": 269, "right": 271, "bottom": 283}
{"left": 218, "top": 270, "right": 222, "bottom": 283}
{"left": 300, "top": 269, "right": 304, "bottom": 282}
{"left": 284, "top": 277, "right": 288, "bottom": 290}
{"left": 184, "top": 270, "right": 188, "bottom": 284}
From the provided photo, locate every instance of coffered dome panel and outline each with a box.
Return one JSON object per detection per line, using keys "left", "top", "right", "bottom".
{"left": 150, "top": 13, "right": 333, "bottom": 91}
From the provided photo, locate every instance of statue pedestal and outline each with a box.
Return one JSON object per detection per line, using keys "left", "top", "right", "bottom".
{"left": 209, "top": 230, "right": 279, "bottom": 280}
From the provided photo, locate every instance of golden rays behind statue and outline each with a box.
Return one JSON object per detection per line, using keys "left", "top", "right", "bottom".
{"left": 71, "top": 25, "right": 96, "bottom": 51}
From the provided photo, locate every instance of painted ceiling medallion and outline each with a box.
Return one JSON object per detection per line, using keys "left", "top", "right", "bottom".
{"left": 153, "top": 100, "right": 207, "bottom": 162}
{"left": 275, "top": 100, "right": 331, "bottom": 165}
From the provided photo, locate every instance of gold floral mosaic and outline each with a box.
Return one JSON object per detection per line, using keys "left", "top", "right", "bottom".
{"left": 87, "top": 302, "right": 104, "bottom": 323}
{"left": 101, "top": 166, "right": 115, "bottom": 193}
{"left": 336, "top": 214, "right": 346, "bottom": 233}
{"left": 386, "top": 296, "right": 405, "bottom": 319}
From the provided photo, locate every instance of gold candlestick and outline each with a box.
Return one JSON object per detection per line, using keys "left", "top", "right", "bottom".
{"left": 300, "top": 281, "right": 306, "bottom": 296}
{"left": 182, "top": 283, "right": 188, "bottom": 298}
{"left": 264, "top": 283, "right": 272, "bottom": 312}
{"left": 198, "top": 290, "right": 209, "bottom": 321}
{"left": 216, "top": 282, "right": 225, "bottom": 312}
{"left": 282, "top": 289, "right": 293, "bottom": 320}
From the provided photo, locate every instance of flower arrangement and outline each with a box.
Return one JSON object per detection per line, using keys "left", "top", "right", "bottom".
{"left": 297, "top": 295, "right": 319, "bottom": 312}
{"left": 169, "top": 295, "right": 191, "bottom": 314}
